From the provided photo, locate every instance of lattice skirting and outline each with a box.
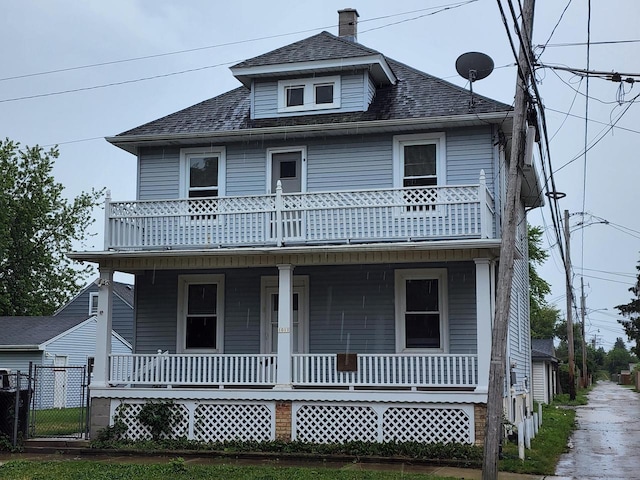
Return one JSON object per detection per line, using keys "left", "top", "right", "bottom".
{"left": 293, "top": 402, "right": 474, "bottom": 444}
{"left": 109, "top": 400, "right": 275, "bottom": 442}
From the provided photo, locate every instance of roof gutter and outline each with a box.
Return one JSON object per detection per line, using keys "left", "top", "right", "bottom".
{"left": 106, "top": 112, "right": 514, "bottom": 153}
{"left": 0, "top": 345, "right": 42, "bottom": 351}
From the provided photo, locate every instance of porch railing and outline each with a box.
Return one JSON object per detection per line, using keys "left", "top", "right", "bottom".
{"left": 108, "top": 353, "right": 477, "bottom": 389}
{"left": 292, "top": 354, "right": 477, "bottom": 388}
{"left": 104, "top": 172, "right": 494, "bottom": 250}
{"left": 109, "top": 353, "right": 277, "bottom": 386}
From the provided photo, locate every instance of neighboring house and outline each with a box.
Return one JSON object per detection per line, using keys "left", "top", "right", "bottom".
{"left": 0, "top": 316, "right": 131, "bottom": 408}
{"left": 531, "top": 339, "right": 558, "bottom": 405}
{"left": 55, "top": 279, "right": 135, "bottom": 345}
{"left": 70, "top": 9, "right": 542, "bottom": 445}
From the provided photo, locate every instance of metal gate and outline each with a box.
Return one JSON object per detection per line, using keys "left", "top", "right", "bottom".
{"left": 30, "top": 364, "right": 88, "bottom": 439}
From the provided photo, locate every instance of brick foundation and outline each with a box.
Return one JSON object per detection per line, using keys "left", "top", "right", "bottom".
{"left": 474, "top": 403, "right": 487, "bottom": 446}
{"left": 275, "top": 401, "right": 292, "bottom": 441}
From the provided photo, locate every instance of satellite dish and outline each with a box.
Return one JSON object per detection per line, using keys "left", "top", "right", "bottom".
{"left": 455, "top": 52, "right": 494, "bottom": 109}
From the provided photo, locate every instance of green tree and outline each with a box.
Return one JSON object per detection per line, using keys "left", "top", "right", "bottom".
{"left": 605, "top": 338, "right": 633, "bottom": 375}
{"left": 0, "top": 139, "right": 103, "bottom": 316}
{"left": 528, "top": 225, "right": 560, "bottom": 338}
{"left": 615, "top": 259, "right": 640, "bottom": 356}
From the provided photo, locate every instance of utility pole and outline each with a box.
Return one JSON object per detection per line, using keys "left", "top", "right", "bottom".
{"left": 481, "top": 0, "right": 535, "bottom": 478}
{"left": 581, "top": 277, "right": 588, "bottom": 387}
{"left": 564, "top": 209, "right": 576, "bottom": 400}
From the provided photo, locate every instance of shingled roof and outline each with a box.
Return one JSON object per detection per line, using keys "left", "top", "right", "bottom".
{"left": 0, "top": 316, "right": 91, "bottom": 348}
{"left": 114, "top": 32, "right": 511, "bottom": 139}
{"left": 232, "top": 31, "right": 381, "bottom": 68}
{"left": 532, "top": 338, "right": 558, "bottom": 362}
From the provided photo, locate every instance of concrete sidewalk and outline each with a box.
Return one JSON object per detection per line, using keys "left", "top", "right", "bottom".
{"left": 0, "top": 449, "right": 550, "bottom": 479}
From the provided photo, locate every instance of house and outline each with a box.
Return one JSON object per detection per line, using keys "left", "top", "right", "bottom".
{"left": 55, "top": 279, "right": 135, "bottom": 345}
{"left": 0, "top": 315, "right": 131, "bottom": 408}
{"left": 531, "top": 339, "right": 558, "bottom": 405}
{"left": 70, "top": 9, "right": 542, "bottom": 445}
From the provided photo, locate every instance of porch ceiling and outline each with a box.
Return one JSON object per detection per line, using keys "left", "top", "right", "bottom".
{"left": 68, "top": 239, "right": 500, "bottom": 273}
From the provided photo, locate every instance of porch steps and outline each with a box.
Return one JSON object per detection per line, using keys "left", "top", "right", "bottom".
{"left": 23, "top": 438, "right": 90, "bottom": 454}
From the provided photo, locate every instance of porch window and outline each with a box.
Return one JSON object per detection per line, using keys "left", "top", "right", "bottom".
{"left": 177, "top": 274, "right": 225, "bottom": 353}
{"left": 395, "top": 269, "right": 448, "bottom": 352}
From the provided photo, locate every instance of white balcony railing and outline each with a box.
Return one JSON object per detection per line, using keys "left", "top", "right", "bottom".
{"left": 109, "top": 353, "right": 277, "bottom": 386}
{"left": 108, "top": 353, "right": 477, "bottom": 389}
{"left": 104, "top": 173, "right": 494, "bottom": 250}
{"left": 292, "top": 354, "right": 477, "bottom": 388}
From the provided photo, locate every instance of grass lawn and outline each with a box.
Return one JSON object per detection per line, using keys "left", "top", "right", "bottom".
{"left": 30, "top": 407, "right": 85, "bottom": 437}
{"left": 0, "top": 459, "right": 455, "bottom": 480}
{"left": 498, "top": 387, "right": 591, "bottom": 476}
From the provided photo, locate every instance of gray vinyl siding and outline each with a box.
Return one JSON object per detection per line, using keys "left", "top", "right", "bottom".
{"left": 366, "top": 72, "right": 376, "bottom": 109}
{"left": 252, "top": 73, "right": 366, "bottom": 119}
{"left": 301, "top": 264, "right": 396, "bottom": 354}
{"left": 307, "top": 136, "right": 392, "bottom": 191}
{"left": 134, "top": 262, "right": 477, "bottom": 355}
{"left": 225, "top": 144, "right": 267, "bottom": 196}
{"left": 0, "top": 351, "right": 43, "bottom": 372}
{"left": 138, "top": 147, "right": 180, "bottom": 200}
{"left": 507, "top": 245, "right": 531, "bottom": 393}
{"left": 56, "top": 285, "right": 134, "bottom": 344}
{"left": 135, "top": 271, "right": 179, "bottom": 354}
{"left": 446, "top": 127, "right": 494, "bottom": 187}
{"left": 447, "top": 262, "right": 477, "bottom": 354}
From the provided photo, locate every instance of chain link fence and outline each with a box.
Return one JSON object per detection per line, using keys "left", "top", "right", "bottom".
{"left": 30, "top": 365, "right": 88, "bottom": 439}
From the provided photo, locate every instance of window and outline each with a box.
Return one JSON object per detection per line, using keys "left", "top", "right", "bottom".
{"left": 393, "top": 133, "right": 445, "bottom": 212}
{"left": 177, "top": 275, "right": 224, "bottom": 353}
{"left": 395, "top": 269, "right": 448, "bottom": 352}
{"left": 180, "top": 147, "right": 226, "bottom": 199}
{"left": 89, "top": 292, "right": 99, "bottom": 315}
{"left": 278, "top": 76, "right": 340, "bottom": 113}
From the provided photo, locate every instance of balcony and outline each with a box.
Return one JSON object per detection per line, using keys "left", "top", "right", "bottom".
{"left": 104, "top": 174, "right": 494, "bottom": 251}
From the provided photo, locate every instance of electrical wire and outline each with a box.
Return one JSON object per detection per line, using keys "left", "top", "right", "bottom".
{"left": 0, "top": 1, "right": 477, "bottom": 83}
{"left": 580, "top": 0, "right": 592, "bottom": 283}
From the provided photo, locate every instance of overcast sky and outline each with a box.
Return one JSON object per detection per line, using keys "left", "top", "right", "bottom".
{"left": 2, "top": 0, "right": 638, "bottom": 350}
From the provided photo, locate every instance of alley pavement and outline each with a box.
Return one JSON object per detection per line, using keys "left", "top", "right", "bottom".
{"left": 552, "top": 380, "right": 640, "bottom": 480}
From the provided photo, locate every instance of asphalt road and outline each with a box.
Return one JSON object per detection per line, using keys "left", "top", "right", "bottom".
{"left": 553, "top": 381, "right": 640, "bottom": 480}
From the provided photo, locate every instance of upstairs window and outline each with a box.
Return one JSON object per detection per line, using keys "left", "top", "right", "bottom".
{"left": 180, "top": 147, "right": 226, "bottom": 199}
{"left": 278, "top": 76, "right": 341, "bottom": 113}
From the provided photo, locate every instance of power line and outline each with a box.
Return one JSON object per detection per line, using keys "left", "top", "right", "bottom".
{"left": 537, "top": 39, "right": 640, "bottom": 48}
{"left": 0, "top": 1, "right": 477, "bottom": 83}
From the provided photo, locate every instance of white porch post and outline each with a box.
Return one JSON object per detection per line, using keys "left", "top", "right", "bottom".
{"left": 274, "top": 264, "right": 294, "bottom": 389}
{"left": 475, "top": 258, "right": 493, "bottom": 394}
{"left": 92, "top": 267, "right": 114, "bottom": 388}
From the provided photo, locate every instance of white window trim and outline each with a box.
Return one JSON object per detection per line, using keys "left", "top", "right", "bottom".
{"left": 277, "top": 75, "right": 341, "bottom": 113}
{"left": 394, "top": 268, "right": 449, "bottom": 353}
{"left": 89, "top": 292, "right": 99, "bottom": 315}
{"left": 179, "top": 147, "right": 226, "bottom": 198}
{"left": 259, "top": 275, "right": 309, "bottom": 354}
{"left": 266, "top": 146, "right": 307, "bottom": 194}
{"left": 177, "top": 274, "right": 225, "bottom": 353}
{"left": 392, "top": 132, "right": 446, "bottom": 188}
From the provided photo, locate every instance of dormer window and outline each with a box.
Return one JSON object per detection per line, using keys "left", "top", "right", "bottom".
{"left": 278, "top": 76, "right": 340, "bottom": 113}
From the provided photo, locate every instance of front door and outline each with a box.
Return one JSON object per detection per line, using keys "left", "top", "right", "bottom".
{"left": 261, "top": 279, "right": 308, "bottom": 354}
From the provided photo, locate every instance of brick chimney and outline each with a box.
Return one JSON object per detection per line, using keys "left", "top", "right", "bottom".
{"left": 338, "top": 8, "right": 359, "bottom": 42}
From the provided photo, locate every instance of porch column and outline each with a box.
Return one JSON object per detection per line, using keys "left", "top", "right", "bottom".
{"left": 274, "top": 264, "right": 294, "bottom": 389}
{"left": 92, "top": 267, "right": 114, "bottom": 388}
{"left": 474, "top": 258, "right": 493, "bottom": 394}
